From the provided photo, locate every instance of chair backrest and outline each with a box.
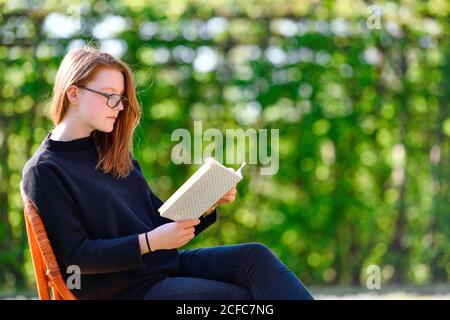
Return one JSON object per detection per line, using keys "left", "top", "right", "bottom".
{"left": 19, "top": 181, "right": 77, "bottom": 300}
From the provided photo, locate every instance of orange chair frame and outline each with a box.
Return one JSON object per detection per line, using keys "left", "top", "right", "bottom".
{"left": 19, "top": 181, "right": 77, "bottom": 300}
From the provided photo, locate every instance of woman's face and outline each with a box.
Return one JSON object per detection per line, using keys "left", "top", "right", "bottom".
{"left": 75, "top": 67, "right": 125, "bottom": 133}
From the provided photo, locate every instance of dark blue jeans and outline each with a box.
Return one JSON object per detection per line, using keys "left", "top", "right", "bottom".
{"left": 145, "top": 242, "right": 314, "bottom": 300}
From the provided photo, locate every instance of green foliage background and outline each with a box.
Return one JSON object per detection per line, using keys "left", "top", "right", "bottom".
{"left": 0, "top": 0, "right": 449, "bottom": 293}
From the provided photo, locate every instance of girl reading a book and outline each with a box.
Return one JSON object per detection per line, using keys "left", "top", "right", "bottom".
{"left": 22, "top": 46, "right": 314, "bottom": 300}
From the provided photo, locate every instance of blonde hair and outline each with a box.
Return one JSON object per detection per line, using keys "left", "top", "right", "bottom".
{"left": 48, "top": 45, "right": 141, "bottom": 178}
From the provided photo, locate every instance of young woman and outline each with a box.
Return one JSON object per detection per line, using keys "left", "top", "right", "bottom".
{"left": 22, "top": 46, "right": 314, "bottom": 300}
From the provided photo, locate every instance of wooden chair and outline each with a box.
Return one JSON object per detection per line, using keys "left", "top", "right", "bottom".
{"left": 19, "top": 181, "right": 77, "bottom": 300}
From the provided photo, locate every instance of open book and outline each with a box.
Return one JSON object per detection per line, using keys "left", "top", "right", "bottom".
{"left": 158, "top": 157, "right": 246, "bottom": 221}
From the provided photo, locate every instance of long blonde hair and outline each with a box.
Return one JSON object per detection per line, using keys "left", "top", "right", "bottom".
{"left": 48, "top": 45, "right": 141, "bottom": 179}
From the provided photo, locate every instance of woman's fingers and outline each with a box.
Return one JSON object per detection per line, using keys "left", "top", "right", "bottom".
{"left": 222, "top": 195, "right": 235, "bottom": 202}
{"left": 223, "top": 189, "right": 237, "bottom": 200}
{"left": 222, "top": 188, "right": 237, "bottom": 200}
{"left": 181, "top": 232, "right": 195, "bottom": 242}
{"left": 212, "top": 187, "right": 238, "bottom": 207}
{"left": 177, "top": 219, "right": 200, "bottom": 227}
{"left": 180, "top": 226, "right": 195, "bottom": 235}
{"left": 220, "top": 190, "right": 236, "bottom": 202}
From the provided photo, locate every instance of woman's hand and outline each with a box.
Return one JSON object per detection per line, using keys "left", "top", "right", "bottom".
{"left": 214, "top": 187, "right": 237, "bottom": 207}
{"left": 141, "top": 187, "right": 239, "bottom": 253}
{"left": 145, "top": 219, "right": 201, "bottom": 252}
{"left": 202, "top": 187, "right": 238, "bottom": 218}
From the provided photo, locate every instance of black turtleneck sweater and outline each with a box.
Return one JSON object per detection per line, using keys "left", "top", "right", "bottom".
{"left": 21, "top": 130, "right": 217, "bottom": 299}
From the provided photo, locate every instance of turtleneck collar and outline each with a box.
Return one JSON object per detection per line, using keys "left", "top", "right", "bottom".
{"left": 46, "top": 130, "right": 96, "bottom": 152}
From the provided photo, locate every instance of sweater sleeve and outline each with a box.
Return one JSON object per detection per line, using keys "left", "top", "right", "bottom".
{"left": 22, "top": 163, "right": 146, "bottom": 275}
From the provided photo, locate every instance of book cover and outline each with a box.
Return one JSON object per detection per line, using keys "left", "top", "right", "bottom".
{"left": 158, "top": 158, "right": 246, "bottom": 221}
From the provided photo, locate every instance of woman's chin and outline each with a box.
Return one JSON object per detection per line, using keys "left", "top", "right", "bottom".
{"left": 95, "top": 125, "right": 114, "bottom": 133}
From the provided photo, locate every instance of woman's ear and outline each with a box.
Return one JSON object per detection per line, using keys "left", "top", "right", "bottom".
{"left": 66, "top": 85, "right": 79, "bottom": 105}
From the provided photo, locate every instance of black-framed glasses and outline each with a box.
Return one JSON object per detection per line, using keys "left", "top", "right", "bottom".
{"left": 77, "top": 85, "right": 128, "bottom": 109}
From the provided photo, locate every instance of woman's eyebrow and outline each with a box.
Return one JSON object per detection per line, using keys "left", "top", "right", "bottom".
{"left": 102, "top": 87, "right": 125, "bottom": 95}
